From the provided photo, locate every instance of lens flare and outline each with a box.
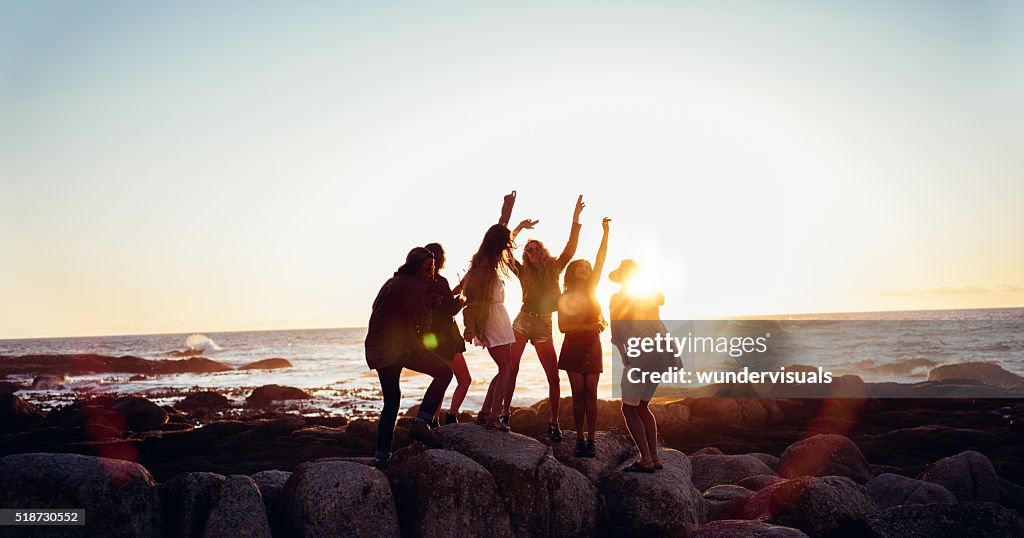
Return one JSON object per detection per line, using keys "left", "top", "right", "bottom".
{"left": 422, "top": 333, "right": 438, "bottom": 350}
{"left": 624, "top": 270, "right": 658, "bottom": 298}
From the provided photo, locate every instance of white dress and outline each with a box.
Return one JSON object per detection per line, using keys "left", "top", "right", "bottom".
{"left": 473, "top": 279, "right": 516, "bottom": 349}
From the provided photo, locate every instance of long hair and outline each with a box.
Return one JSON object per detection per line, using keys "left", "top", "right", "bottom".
{"left": 519, "top": 239, "right": 560, "bottom": 292}
{"left": 424, "top": 242, "right": 445, "bottom": 273}
{"left": 395, "top": 247, "right": 434, "bottom": 277}
{"left": 463, "top": 224, "right": 514, "bottom": 301}
{"left": 563, "top": 259, "right": 592, "bottom": 293}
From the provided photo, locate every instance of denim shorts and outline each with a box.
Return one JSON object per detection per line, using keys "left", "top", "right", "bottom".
{"left": 512, "top": 310, "right": 554, "bottom": 344}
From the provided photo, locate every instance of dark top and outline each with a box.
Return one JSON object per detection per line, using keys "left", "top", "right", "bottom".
{"left": 364, "top": 274, "right": 430, "bottom": 370}
{"left": 425, "top": 274, "right": 466, "bottom": 359}
{"left": 512, "top": 222, "right": 581, "bottom": 314}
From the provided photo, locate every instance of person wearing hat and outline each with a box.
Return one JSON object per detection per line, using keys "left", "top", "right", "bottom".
{"left": 609, "top": 259, "right": 676, "bottom": 472}
{"left": 365, "top": 247, "right": 454, "bottom": 468}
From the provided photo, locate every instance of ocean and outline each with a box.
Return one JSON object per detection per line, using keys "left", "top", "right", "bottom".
{"left": 2, "top": 307, "right": 1023, "bottom": 416}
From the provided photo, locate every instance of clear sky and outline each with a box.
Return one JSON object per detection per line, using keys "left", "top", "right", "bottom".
{"left": 2, "top": 1, "right": 1022, "bottom": 338}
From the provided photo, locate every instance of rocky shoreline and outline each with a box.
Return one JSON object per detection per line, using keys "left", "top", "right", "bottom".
{"left": 3, "top": 387, "right": 1024, "bottom": 536}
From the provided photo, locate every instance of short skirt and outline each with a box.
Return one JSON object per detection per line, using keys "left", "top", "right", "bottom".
{"left": 558, "top": 330, "right": 603, "bottom": 374}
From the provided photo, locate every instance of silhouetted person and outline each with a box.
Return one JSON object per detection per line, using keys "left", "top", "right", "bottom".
{"left": 558, "top": 217, "right": 610, "bottom": 457}
{"left": 422, "top": 242, "right": 471, "bottom": 425}
{"left": 365, "top": 247, "right": 453, "bottom": 468}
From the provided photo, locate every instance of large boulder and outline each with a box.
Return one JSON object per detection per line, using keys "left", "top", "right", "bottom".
{"left": 238, "top": 358, "right": 293, "bottom": 370}
{"left": 386, "top": 449, "right": 513, "bottom": 538}
{"left": 738, "top": 474, "right": 786, "bottom": 491}
{"left": 283, "top": 460, "right": 399, "bottom": 538}
{"left": 928, "top": 362, "right": 1024, "bottom": 386}
{"left": 599, "top": 447, "right": 707, "bottom": 537}
{"left": 246, "top": 385, "right": 312, "bottom": 407}
{"left": 741, "top": 476, "right": 879, "bottom": 538}
{"left": 920, "top": 450, "right": 999, "bottom": 502}
{"left": 203, "top": 475, "right": 271, "bottom": 538}
{"left": 863, "top": 502, "right": 1024, "bottom": 537}
{"left": 176, "top": 392, "right": 231, "bottom": 412}
{"left": 693, "top": 520, "right": 810, "bottom": 537}
{"left": 0, "top": 393, "right": 45, "bottom": 432}
{"left": 649, "top": 399, "right": 691, "bottom": 433}
{"left": 865, "top": 473, "right": 957, "bottom": 508}
{"left": 251, "top": 470, "right": 290, "bottom": 537}
{"left": 687, "top": 398, "right": 783, "bottom": 428}
{"left": 704, "top": 485, "right": 754, "bottom": 521}
{"left": 691, "top": 454, "right": 776, "bottom": 491}
{"left": 550, "top": 429, "right": 635, "bottom": 483}
{"left": 159, "top": 472, "right": 225, "bottom": 538}
{"left": 112, "top": 396, "right": 169, "bottom": 431}
{"left": 0, "top": 453, "right": 159, "bottom": 538}
{"left": 778, "top": 434, "right": 873, "bottom": 483}
{"left": 437, "top": 423, "right": 600, "bottom": 537}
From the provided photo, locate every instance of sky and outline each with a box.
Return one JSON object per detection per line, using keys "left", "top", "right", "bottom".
{"left": 1, "top": 1, "right": 1022, "bottom": 339}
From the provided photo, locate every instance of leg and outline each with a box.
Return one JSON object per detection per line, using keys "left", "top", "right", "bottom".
{"left": 447, "top": 353, "right": 472, "bottom": 415}
{"left": 566, "top": 372, "right": 586, "bottom": 436}
{"left": 375, "top": 364, "right": 403, "bottom": 460}
{"left": 401, "top": 349, "right": 454, "bottom": 422}
{"left": 621, "top": 400, "right": 653, "bottom": 465}
{"left": 501, "top": 332, "right": 529, "bottom": 415}
{"left": 484, "top": 344, "right": 512, "bottom": 427}
{"left": 584, "top": 373, "right": 600, "bottom": 441}
{"left": 534, "top": 340, "right": 561, "bottom": 423}
{"left": 638, "top": 399, "right": 660, "bottom": 464}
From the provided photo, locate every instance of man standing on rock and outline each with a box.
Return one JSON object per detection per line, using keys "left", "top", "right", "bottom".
{"left": 365, "top": 247, "right": 453, "bottom": 468}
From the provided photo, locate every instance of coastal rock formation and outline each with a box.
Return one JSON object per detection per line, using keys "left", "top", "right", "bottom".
{"left": 159, "top": 472, "right": 225, "bottom": 538}
{"left": 738, "top": 474, "right": 786, "bottom": 491}
{"left": 31, "top": 374, "right": 65, "bottom": 389}
{"left": 864, "top": 502, "right": 1024, "bottom": 537}
{"left": 550, "top": 429, "right": 635, "bottom": 483}
{"left": 111, "top": 396, "right": 169, "bottom": 430}
{"left": 0, "top": 393, "right": 45, "bottom": 432}
{"left": 599, "top": 447, "right": 707, "bottom": 537}
{"left": 203, "top": 475, "right": 272, "bottom": 538}
{"left": 251, "top": 470, "right": 291, "bottom": 536}
{"left": 928, "top": 361, "right": 1024, "bottom": 386}
{"left": 386, "top": 449, "right": 513, "bottom": 538}
{"left": 283, "top": 460, "right": 399, "bottom": 538}
{"left": 691, "top": 453, "right": 776, "bottom": 491}
{"left": 0, "top": 453, "right": 159, "bottom": 538}
{"left": 741, "top": 476, "right": 879, "bottom": 537}
{"left": 865, "top": 473, "right": 957, "bottom": 508}
{"left": 176, "top": 391, "right": 231, "bottom": 412}
{"left": 693, "top": 520, "right": 810, "bottom": 537}
{"left": 703, "top": 484, "right": 754, "bottom": 521}
{"left": 437, "top": 423, "right": 600, "bottom": 537}
{"left": 238, "top": 358, "right": 293, "bottom": 370}
{"left": 0, "top": 354, "right": 232, "bottom": 377}
{"left": 778, "top": 434, "right": 874, "bottom": 483}
{"left": 245, "top": 385, "right": 313, "bottom": 408}
{"left": 921, "top": 449, "right": 999, "bottom": 502}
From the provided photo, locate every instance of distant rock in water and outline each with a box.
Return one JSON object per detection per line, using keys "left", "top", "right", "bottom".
{"left": 246, "top": 385, "right": 312, "bottom": 408}
{"left": 238, "top": 358, "right": 294, "bottom": 370}
{"left": 0, "top": 354, "right": 232, "bottom": 377}
{"left": 166, "top": 348, "right": 206, "bottom": 357}
{"left": 176, "top": 391, "right": 231, "bottom": 412}
{"left": 31, "top": 374, "right": 66, "bottom": 390}
{"left": 928, "top": 361, "right": 1024, "bottom": 386}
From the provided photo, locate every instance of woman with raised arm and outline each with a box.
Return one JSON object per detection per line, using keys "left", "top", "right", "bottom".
{"left": 461, "top": 191, "right": 519, "bottom": 431}
{"left": 364, "top": 247, "right": 454, "bottom": 469}
{"left": 609, "top": 259, "right": 677, "bottom": 473}
{"left": 557, "top": 217, "right": 610, "bottom": 457}
{"left": 496, "top": 195, "right": 585, "bottom": 441}
{"left": 422, "top": 242, "right": 472, "bottom": 426}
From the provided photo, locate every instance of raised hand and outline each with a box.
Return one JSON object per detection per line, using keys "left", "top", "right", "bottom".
{"left": 602, "top": 217, "right": 611, "bottom": 233}
{"left": 517, "top": 219, "right": 539, "bottom": 231}
{"left": 573, "top": 195, "right": 585, "bottom": 222}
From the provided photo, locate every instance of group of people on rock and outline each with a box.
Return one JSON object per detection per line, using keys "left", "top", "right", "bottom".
{"left": 365, "top": 191, "right": 676, "bottom": 473}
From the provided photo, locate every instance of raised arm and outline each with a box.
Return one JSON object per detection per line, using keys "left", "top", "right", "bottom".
{"left": 588, "top": 217, "right": 610, "bottom": 290}
{"left": 556, "top": 195, "right": 584, "bottom": 268}
{"left": 498, "top": 190, "right": 516, "bottom": 227}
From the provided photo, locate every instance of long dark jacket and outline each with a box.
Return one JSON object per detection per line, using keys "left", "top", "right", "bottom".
{"left": 364, "top": 274, "right": 430, "bottom": 370}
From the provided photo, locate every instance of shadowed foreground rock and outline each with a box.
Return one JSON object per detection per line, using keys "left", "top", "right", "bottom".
{"left": 283, "top": 460, "right": 399, "bottom": 538}
{"left": 600, "top": 447, "right": 707, "bottom": 537}
{"left": 778, "top": 434, "right": 873, "bottom": 483}
{"left": 741, "top": 476, "right": 879, "bottom": 537}
{"left": 203, "top": 475, "right": 272, "bottom": 538}
{"left": 0, "top": 452, "right": 159, "bottom": 538}
{"left": 691, "top": 453, "right": 776, "bottom": 491}
{"left": 693, "top": 520, "right": 810, "bottom": 537}
{"left": 864, "top": 502, "right": 1024, "bottom": 537}
{"left": 437, "top": 423, "right": 600, "bottom": 537}
{"left": 386, "top": 449, "right": 513, "bottom": 538}
{"left": 159, "top": 471, "right": 225, "bottom": 538}
{"left": 865, "top": 473, "right": 957, "bottom": 508}
{"left": 920, "top": 449, "right": 999, "bottom": 502}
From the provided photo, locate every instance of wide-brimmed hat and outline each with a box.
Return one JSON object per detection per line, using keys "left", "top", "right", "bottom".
{"left": 609, "top": 259, "right": 641, "bottom": 283}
